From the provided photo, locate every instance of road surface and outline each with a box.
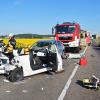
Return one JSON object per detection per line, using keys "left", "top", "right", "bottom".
{"left": 0, "top": 46, "right": 100, "bottom": 100}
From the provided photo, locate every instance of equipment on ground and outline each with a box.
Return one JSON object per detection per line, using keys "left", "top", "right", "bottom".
{"left": 82, "top": 75, "right": 100, "bottom": 89}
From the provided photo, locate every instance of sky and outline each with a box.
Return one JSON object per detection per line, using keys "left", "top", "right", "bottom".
{"left": 0, "top": 0, "right": 100, "bottom": 35}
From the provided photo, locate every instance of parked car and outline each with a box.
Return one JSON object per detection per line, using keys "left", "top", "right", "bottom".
{"left": 32, "top": 40, "right": 65, "bottom": 58}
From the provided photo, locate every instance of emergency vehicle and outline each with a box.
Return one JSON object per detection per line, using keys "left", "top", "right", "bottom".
{"left": 52, "top": 22, "right": 81, "bottom": 52}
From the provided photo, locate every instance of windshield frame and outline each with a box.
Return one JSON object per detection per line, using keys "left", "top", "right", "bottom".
{"left": 55, "top": 25, "right": 76, "bottom": 34}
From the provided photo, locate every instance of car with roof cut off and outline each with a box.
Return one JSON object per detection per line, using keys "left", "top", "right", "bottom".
{"left": 32, "top": 40, "right": 65, "bottom": 58}
{"left": 0, "top": 40, "right": 64, "bottom": 82}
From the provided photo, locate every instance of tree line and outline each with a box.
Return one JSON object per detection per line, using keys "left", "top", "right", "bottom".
{"left": 0, "top": 33, "right": 53, "bottom": 38}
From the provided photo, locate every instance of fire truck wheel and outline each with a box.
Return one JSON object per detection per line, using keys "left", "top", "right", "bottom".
{"left": 75, "top": 47, "right": 80, "bottom": 53}
{"left": 8, "top": 67, "right": 23, "bottom": 82}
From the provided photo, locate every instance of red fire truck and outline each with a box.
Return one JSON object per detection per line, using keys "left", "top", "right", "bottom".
{"left": 52, "top": 22, "right": 81, "bottom": 52}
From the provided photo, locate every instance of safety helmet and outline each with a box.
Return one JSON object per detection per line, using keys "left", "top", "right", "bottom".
{"left": 9, "top": 33, "right": 14, "bottom": 37}
{"left": 92, "top": 75, "right": 96, "bottom": 78}
{"left": 0, "top": 39, "right": 3, "bottom": 41}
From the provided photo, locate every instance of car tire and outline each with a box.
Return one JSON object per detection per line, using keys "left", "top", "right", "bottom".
{"left": 8, "top": 67, "right": 23, "bottom": 82}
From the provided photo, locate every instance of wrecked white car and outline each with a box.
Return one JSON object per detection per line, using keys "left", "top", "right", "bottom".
{"left": 0, "top": 44, "right": 63, "bottom": 82}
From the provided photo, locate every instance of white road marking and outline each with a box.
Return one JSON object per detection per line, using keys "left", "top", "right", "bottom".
{"left": 58, "top": 64, "right": 79, "bottom": 100}
{"left": 3, "top": 79, "right": 10, "bottom": 83}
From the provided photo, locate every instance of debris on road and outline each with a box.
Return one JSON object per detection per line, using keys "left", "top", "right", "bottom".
{"left": 90, "top": 54, "right": 95, "bottom": 57}
{"left": 41, "top": 87, "right": 44, "bottom": 91}
{"left": 77, "top": 75, "right": 100, "bottom": 90}
{"left": 68, "top": 53, "right": 82, "bottom": 59}
{"left": 83, "top": 75, "right": 100, "bottom": 89}
{"left": 28, "top": 77, "right": 31, "bottom": 80}
{"left": 22, "top": 90, "right": 28, "bottom": 93}
{"left": 13, "top": 81, "right": 25, "bottom": 85}
{"left": 3, "top": 79, "right": 10, "bottom": 83}
{"left": 5, "top": 90, "right": 11, "bottom": 93}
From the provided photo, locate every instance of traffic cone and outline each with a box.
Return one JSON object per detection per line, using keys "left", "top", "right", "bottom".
{"left": 79, "top": 57, "right": 87, "bottom": 66}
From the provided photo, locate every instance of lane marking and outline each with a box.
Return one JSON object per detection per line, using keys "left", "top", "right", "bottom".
{"left": 58, "top": 64, "right": 79, "bottom": 100}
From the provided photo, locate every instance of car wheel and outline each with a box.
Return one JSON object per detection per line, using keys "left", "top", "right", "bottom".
{"left": 8, "top": 67, "right": 23, "bottom": 82}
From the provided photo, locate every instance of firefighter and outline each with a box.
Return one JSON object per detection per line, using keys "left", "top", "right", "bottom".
{"left": 0, "top": 39, "right": 5, "bottom": 52}
{"left": 4, "top": 44, "right": 14, "bottom": 64}
{"left": 4, "top": 34, "right": 16, "bottom": 64}
{"left": 0, "top": 39, "right": 5, "bottom": 48}
{"left": 24, "top": 44, "right": 31, "bottom": 55}
{"left": 8, "top": 34, "right": 16, "bottom": 49}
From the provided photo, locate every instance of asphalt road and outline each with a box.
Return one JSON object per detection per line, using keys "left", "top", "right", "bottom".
{"left": 0, "top": 46, "right": 100, "bottom": 100}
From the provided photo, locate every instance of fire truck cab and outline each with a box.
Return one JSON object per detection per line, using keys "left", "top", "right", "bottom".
{"left": 52, "top": 22, "right": 81, "bottom": 52}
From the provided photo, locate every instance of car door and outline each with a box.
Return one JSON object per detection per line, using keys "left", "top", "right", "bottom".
{"left": 56, "top": 41, "right": 64, "bottom": 56}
